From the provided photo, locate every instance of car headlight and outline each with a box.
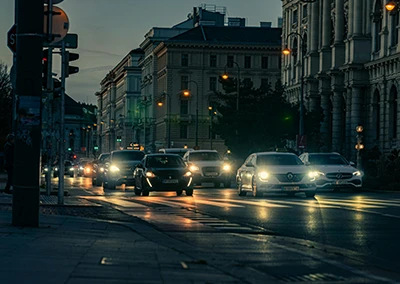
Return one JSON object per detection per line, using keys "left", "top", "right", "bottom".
{"left": 69, "top": 168, "right": 74, "bottom": 171}
{"left": 79, "top": 166, "right": 84, "bottom": 170}
{"left": 184, "top": 171, "right": 192, "bottom": 177}
{"left": 308, "top": 171, "right": 323, "bottom": 181}
{"left": 100, "top": 167, "right": 105, "bottom": 172}
{"left": 146, "top": 171, "right": 156, "bottom": 178}
{"left": 44, "top": 168, "right": 48, "bottom": 172}
{"left": 55, "top": 167, "right": 58, "bottom": 171}
{"left": 257, "top": 171, "right": 269, "bottom": 180}
{"left": 353, "top": 170, "right": 362, "bottom": 176}
{"left": 189, "top": 165, "right": 200, "bottom": 172}
{"left": 222, "top": 164, "right": 231, "bottom": 172}
{"left": 109, "top": 165, "right": 120, "bottom": 172}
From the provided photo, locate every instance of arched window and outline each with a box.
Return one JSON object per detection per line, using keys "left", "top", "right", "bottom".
{"left": 389, "top": 86, "right": 398, "bottom": 139}
{"left": 292, "top": 38, "right": 298, "bottom": 80}
{"left": 372, "top": 0, "right": 383, "bottom": 52}
{"left": 372, "top": 90, "right": 380, "bottom": 140}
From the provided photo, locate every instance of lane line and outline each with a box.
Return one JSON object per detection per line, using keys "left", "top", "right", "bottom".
{"left": 81, "top": 196, "right": 147, "bottom": 207}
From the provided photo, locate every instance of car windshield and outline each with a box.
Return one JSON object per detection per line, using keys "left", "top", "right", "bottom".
{"left": 99, "top": 154, "right": 110, "bottom": 162}
{"left": 189, "top": 152, "right": 221, "bottom": 161}
{"left": 256, "top": 154, "right": 303, "bottom": 166}
{"left": 112, "top": 151, "right": 144, "bottom": 161}
{"left": 309, "top": 154, "right": 348, "bottom": 165}
{"left": 164, "top": 150, "right": 187, "bottom": 157}
{"left": 146, "top": 155, "right": 185, "bottom": 168}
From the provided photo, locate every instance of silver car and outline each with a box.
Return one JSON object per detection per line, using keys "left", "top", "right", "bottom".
{"left": 236, "top": 152, "right": 318, "bottom": 197}
{"left": 299, "top": 152, "right": 362, "bottom": 190}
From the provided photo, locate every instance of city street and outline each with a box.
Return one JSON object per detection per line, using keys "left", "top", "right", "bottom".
{"left": 62, "top": 176, "right": 400, "bottom": 282}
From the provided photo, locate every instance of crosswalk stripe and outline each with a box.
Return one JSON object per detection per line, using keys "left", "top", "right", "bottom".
{"left": 314, "top": 199, "right": 384, "bottom": 209}
{"left": 210, "top": 198, "right": 290, "bottom": 208}
{"left": 323, "top": 198, "right": 400, "bottom": 207}
{"left": 141, "top": 197, "right": 244, "bottom": 208}
{"left": 81, "top": 196, "right": 147, "bottom": 207}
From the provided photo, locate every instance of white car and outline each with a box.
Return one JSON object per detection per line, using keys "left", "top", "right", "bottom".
{"left": 182, "top": 150, "right": 232, "bottom": 187}
{"left": 298, "top": 152, "right": 362, "bottom": 190}
{"left": 236, "top": 152, "right": 318, "bottom": 197}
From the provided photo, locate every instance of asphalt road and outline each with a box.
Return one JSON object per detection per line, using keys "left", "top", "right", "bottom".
{"left": 58, "top": 175, "right": 400, "bottom": 280}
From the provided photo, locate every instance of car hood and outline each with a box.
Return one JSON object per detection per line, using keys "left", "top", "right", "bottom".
{"left": 309, "top": 165, "right": 358, "bottom": 174}
{"left": 149, "top": 167, "right": 188, "bottom": 173}
{"left": 256, "top": 165, "right": 310, "bottom": 174}
{"left": 112, "top": 160, "right": 141, "bottom": 168}
{"left": 188, "top": 160, "right": 224, "bottom": 167}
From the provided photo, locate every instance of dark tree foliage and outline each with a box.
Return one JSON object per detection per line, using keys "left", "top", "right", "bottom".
{"left": 0, "top": 62, "right": 12, "bottom": 148}
{"left": 212, "top": 77, "right": 300, "bottom": 160}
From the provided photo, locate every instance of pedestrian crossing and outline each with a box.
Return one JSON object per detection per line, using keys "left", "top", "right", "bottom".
{"left": 81, "top": 195, "right": 400, "bottom": 211}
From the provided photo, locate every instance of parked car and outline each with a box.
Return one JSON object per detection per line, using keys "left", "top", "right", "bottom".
{"left": 92, "top": 153, "right": 110, "bottom": 186}
{"left": 158, "top": 148, "right": 194, "bottom": 157}
{"left": 182, "top": 150, "right": 232, "bottom": 187}
{"left": 236, "top": 152, "right": 318, "bottom": 197}
{"left": 103, "top": 150, "right": 145, "bottom": 190}
{"left": 298, "top": 152, "right": 363, "bottom": 190}
{"left": 53, "top": 160, "right": 75, "bottom": 178}
{"left": 134, "top": 153, "right": 193, "bottom": 196}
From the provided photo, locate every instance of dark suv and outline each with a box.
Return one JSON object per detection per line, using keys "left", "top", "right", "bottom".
{"left": 103, "top": 150, "right": 145, "bottom": 190}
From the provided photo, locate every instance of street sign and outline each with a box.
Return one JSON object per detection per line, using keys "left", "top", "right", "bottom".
{"left": 43, "top": 33, "right": 78, "bottom": 48}
{"left": 43, "top": 6, "right": 69, "bottom": 44}
{"left": 296, "top": 135, "right": 307, "bottom": 149}
{"left": 7, "top": 24, "right": 17, "bottom": 53}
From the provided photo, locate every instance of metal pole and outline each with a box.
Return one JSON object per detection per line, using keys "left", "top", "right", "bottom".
{"left": 12, "top": 0, "right": 43, "bottom": 227}
{"left": 195, "top": 83, "right": 199, "bottom": 147}
{"left": 210, "top": 111, "right": 213, "bottom": 149}
{"left": 235, "top": 62, "right": 240, "bottom": 112}
{"left": 167, "top": 94, "right": 171, "bottom": 148}
{"left": 300, "top": 45, "right": 305, "bottom": 137}
{"left": 58, "top": 41, "right": 66, "bottom": 205}
{"left": 143, "top": 101, "right": 146, "bottom": 151}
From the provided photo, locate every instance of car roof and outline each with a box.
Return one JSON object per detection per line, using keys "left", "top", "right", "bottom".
{"left": 146, "top": 153, "right": 182, "bottom": 157}
{"left": 253, "top": 152, "right": 297, "bottom": 156}
{"left": 187, "top": 150, "right": 218, "bottom": 153}
{"left": 307, "top": 152, "right": 341, "bottom": 155}
{"left": 111, "top": 150, "right": 143, "bottom": 154}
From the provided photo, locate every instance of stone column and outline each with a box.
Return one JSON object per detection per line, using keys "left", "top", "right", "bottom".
{"left": 353, "top": 0, "right": 363, "bottom": 36}
{"left": 332, "top": 90, "right": 344, "bottom": 152}
{"left": 310, "top": 2, "right": 319, "bottom": 53}
{"left": 350, "top": 86, "right": 363, "bottom": 161}
{"left": 345, "top": 89, "right": 352, "bottom": 158}
{"left": 319, "top": 75, "right": 332, "bottom": 150}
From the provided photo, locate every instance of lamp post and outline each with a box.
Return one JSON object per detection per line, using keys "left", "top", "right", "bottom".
{"left": 208, "top": 106, "right": 217, "bottom": 149}
{"left": 385, "top": 1, "right": 399, "bottom": 11}
{"left": 355, "top": 125, "right": 364, "bottom": 169}
{"left": 183, "top": 80, "right": 199, "bottom": 148}
{"left": 157, "top": 92, "right": 172, "bottom": 148}
{"left": 283, "top": 31, "right": 307, "bottom": 145}
{"left": 222, "top": 62, "right": 240, "bottom": 112}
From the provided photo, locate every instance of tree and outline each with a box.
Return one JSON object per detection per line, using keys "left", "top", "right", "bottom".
{"left": 0, "top": 62, "right": 12, "bottom": 148}
{"left": 212, "top": 78, "right": 300, "bottom": 161}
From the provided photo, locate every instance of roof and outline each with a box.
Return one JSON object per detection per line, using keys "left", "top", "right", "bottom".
{"left": 254, "top": 152, "right": 297, "bottom": 156}
{"left": 167, "top": 25, "right": 282, "bottom": 46}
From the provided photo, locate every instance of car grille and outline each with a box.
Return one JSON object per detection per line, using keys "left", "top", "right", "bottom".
{"left": 120, "top": 166, "right": 135, "bottom": 176}
{"left": 155, "top": 170, "right": 181, "bottom": 179}
{"left": 202, "top": 166, "right": 220, "bottom": 176}
{"left": 274, "top": 174, "right": 305, "bottom": 182}
{"left": 326, "top": 173, "right": 353, "bottom": 179}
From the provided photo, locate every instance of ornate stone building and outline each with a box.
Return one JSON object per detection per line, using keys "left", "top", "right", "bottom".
{"left": 282, "top": 0, "right": 400, "bottom": 160}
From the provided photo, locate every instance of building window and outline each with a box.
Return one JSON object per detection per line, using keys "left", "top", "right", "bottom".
{"left": 302, "top": 5, "right": 307, "bottom": 19}
{"left": 261, "top": 56, "right": 269, "bottom": 69}
{"left": 181, "top": 76, "right": 188, "bottom": 90}
{"left": 391, "top": 11, "right": 399, "bottom": 47}
{"left": 373, "top": 90, "right": 380, "bottom": 140}
{"left": 209, "top": 77, "right": 217, "bottom": 91}
{"left": 292, "top": 9, "right": 298, "bottom": 25}
{"left": 181, "top": 54, "right": 189, "bottom": 66}
{"left": 180, "top": 99, "right": 189, "bottom": 115}
{"left": 389, "top": 86, "right": 398, "bottom": 139}
{"left": 227, "top": 55, "right": 234, "bottom": 68}
{"left": 244, "top": 56, "right": 251, "bottom": 68}
{"left": 373, "top": 1, "right": 383, "bottom": 52}
{"left": 180, "top": 124, "right": 188, "bottom": 139}
{"left": 210, "top": 55, "right": 217, "bottom": 67}
{"left": 261, "top": 78, "right": 269, "bottom": 91}
{"left": 243, "top": 78, "right": 252, "bottom": 88}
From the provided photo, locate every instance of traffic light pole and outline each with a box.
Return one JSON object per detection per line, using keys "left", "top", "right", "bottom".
{"left": 12, "top": 0, "right": 43, "bottom": 227}
{"left": 57, "top": 41, "right": 66, "bottom": 205}
{"left": 45, "top": 0, "right": 54, "bottom": 197}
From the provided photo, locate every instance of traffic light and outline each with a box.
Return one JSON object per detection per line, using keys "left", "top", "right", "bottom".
{"left": 42, "top": 49, "right": 49, "bottom": 88}
{"left": 65, "top": 51, "right": 79, "bottom": 77}
{"left": 116, "top": 136, "right": 122, "bottom": 142}
{"left": 94, "top": 145, "right": 99, "bottom": 151}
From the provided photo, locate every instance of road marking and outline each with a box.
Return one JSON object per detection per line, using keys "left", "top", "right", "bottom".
{"left": 210, "top": 198, "right": 290, "bottom": 208}
{"left": 138, "top": 197, "right": 244, "bottom": 208}
{"left": 314, "top": 199, "right": 384, "bottom": 209}
{"left": 81, "top": 196, "right": 147, "bottom": 207}
{"left": 323, "top": 198, "right": 400, "bottom": 207}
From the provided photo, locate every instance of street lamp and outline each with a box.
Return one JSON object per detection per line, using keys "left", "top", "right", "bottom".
{"left": 183, "top": 80, "right": 199, "bottom": 148}
{"left": 208, "top": 106, "right": 217, "bottom": 149}
{"left": 355, "top": 125, "right": 364, "bottom": 169}
{"left": 222, "top": 62, "right": 240, "bottom": 111}
{"left": 386, "top": 1, "right": 398, "bottom": 11}
{"left": 157, "top": 92, "right": 172, "bottom": 148}
{"left": 283, "top": 31, "right": 307, "bottom": 145}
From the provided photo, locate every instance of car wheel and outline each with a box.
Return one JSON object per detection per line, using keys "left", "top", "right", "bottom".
{"left": 186, "top": 188, "right": 193, "bottom": 196}
{"left": 91, "top": 177, "right": 95, "bottom": 186}
{"left": 69, "top": 173, "right": 74, "bottom": 178}
{"left": 142, "top": 189, "right": 149, "bottom": 196}
{"left": 305, "top": 191, "right": 316, "bottom": 198}
{"left": 103, "top": 181, "right": 108, "bottom": 190}
{"left": 237, "top": 180, "right": 247, "bottom": 196}
{"left": 252, "top": 177, "right": 262, "bottom": 197}
{"left": 108, "top": 181, "right": 116, "bottom": 190}
{"left": 176, "top": 189, "right": 183, "bottom": 196}
{"left": 134, "top": 188, "right": 142, "bottom": 196}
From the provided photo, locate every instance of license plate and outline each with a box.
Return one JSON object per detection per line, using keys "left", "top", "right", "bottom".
{"left": 163, "top": 179, "right": 179, "bottom": 184}
{"left": 336, "top": 180, "right": 347, "bottom": 185}
{"left": 284, "top": 186, "right": 299, "bottom": 191}
{"left": 205, "top": 172, "right": 218, "bottom": 177}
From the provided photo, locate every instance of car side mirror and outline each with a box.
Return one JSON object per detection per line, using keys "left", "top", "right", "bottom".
{"left": 349, "top": 161, "right": 356, "bottom": 167}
